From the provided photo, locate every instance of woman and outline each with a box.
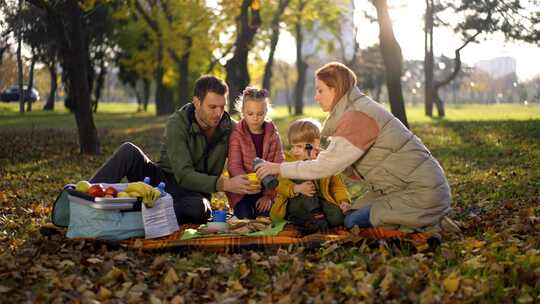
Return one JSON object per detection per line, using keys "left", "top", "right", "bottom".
{"left": 256, "top": 62, "right": 452, "bottom": 233}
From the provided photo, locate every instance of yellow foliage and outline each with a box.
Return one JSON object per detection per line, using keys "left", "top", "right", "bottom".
{"left": 443, "top": 271, "right": 460, "bottom": 293}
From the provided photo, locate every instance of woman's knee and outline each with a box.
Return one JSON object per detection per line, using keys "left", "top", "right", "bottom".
{"left": 344, "top": 206, "right": 372, "bottom": 229}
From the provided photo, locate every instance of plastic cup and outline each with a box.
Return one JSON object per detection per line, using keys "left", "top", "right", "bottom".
{"left": 247, "top": 173, "right": 260, "bottom": 185}
{"left": 212, "top": 210, "right": 227, "bottom": 222}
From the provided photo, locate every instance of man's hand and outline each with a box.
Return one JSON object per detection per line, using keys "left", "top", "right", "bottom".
{"left": 339, "top": 201, "right": 351, "bottom": 213}
{"left": 256, "top": 196, "right": 272, "bottom": 212}
{"left": 255, "top": 162, "right": 280, "bottom": 180}
{"left": 223, "top": 175, "right": 261, "bottom": 194}
{"left": 293, "top": 181, "right": 316, "bottom": 197}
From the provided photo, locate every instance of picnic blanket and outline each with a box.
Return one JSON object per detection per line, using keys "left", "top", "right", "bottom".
{"left": 119, "top": 223, "right": 433, "bottom": 253}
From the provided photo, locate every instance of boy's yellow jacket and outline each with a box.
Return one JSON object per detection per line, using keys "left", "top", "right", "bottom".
{"left": 270, "top": 153, "right": 351, "bottom": 221}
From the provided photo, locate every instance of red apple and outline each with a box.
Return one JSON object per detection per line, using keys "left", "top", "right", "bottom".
{"left": 104, "top": 186, "right": 118, "bottom": 198}
{"left": 88, "top": 184, "right": 106, "bottom": 197}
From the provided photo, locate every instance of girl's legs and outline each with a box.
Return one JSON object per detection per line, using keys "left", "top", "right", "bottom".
{"left": 344, "top": 206, "right": 372, "bottom": 229}
{"left": 234, "top": 194, "right": 265, "bottom": 219}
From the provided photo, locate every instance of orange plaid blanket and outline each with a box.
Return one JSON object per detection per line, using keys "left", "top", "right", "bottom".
{"left": 120, "top": 224, "right": 432, "bottom": 252}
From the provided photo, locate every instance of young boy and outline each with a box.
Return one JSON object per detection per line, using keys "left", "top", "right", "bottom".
{"left": 270, "top": 118, "right": 351, "bottom": 233}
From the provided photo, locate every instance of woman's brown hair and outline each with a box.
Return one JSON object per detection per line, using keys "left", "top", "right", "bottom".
{"left": 315, "top": 62, "right": 357, "bottom": 104}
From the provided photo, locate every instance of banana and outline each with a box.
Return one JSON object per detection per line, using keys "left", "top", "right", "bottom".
{"left": 127, "top": 191, "right": 141, "bottom": 198}
{"left": 126, "top": 182, "right": 161, "bottom": 207}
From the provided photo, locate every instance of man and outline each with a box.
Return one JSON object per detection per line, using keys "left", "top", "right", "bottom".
{"left": 90, "top": 75, "right": 259, "bottom": 224}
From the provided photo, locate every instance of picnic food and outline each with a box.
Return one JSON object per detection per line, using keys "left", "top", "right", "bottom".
{"left": 104, "top": 186, "right": 118, "bottom": 198}
{"left": 88, "top": 184, "right": 106, "bottom": 197}
{"left": 117, "top": 191, "right": 129, "bottom": 197}
{"left": 125, "top": 182, "right": 161, "bottom": 207}
{"left": 75, "top": 180, "right": 91, "bottom": 192}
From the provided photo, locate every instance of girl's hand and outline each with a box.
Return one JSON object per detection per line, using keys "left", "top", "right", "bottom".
{"left": 256, "top": 196, "right": 272, "bottom": 212}
{"left": 293, "top": 181, "right": 316, "bottom": 197}
{"left": 339, "top": 201, "right": 351, "bottom": 213}
{"left": 255, "top": 162, "right": 280, "bottom": 180}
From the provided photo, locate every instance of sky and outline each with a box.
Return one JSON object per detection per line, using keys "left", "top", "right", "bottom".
{"left": 275, "top": 0, "right": 540, "bottom": 81}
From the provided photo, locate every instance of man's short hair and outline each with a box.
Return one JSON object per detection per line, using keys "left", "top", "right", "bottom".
{"left": 287, "top": 118, "right": 322, "bottom": 145}
{"left": 194, "top": 75, "right": 228, "bottom": 102}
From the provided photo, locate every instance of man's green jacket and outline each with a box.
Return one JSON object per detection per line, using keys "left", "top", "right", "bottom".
{"left": 158, "top": 103, "right": 235, "bottom": 194}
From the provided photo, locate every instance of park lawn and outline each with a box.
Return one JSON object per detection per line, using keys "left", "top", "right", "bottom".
{"left": 0, "top": 103, "right": 539, "bottom": 302}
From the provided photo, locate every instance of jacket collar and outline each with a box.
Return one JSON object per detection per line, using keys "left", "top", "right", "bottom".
{"left": 321, "top": 87, "right": 365, "bottom": 138}
{"left": 181, "top": 103, "right": 233, "bottom": 136}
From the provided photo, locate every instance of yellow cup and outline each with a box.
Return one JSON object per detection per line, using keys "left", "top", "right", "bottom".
{"left": 247, "top": 173, "right": 260, "bottom": 185}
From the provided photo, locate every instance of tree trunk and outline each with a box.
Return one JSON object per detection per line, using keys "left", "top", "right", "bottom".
{"left": 17, "top": 0, "right": 24, "bottom": 114}
{"left": 171, "top": 37, "right": 192, "bottom": 109}
{"left": 142, "top": 78, "right": 150, "bottom": 111}
{"left": 262, "top": 0, "right": 290, "bottom": 91}
{"left": 66, "top": 2, "right": 100, "bottom": 154}
{"left": 293, "top": 0, "right": 307, "bottom": 116}
{"left": 424, "top": 0, "right": 434, "bottom": 117}
{"left": 44, "top": 61, "right": 57, "bottom": 111}
{"left": 93, "top": 58, "right": 106, "bottom": 113}
{"left": 373, "top": 0, "right": 409, "bottom": 128}
{"left": 225, "top": 0, "right": 261, "bottom": 113}
{"left": 26, "top": 52, "right": 36, "bottom": 112}
{"left": 431, "top": 31, "right": 481, "bottom": 117}
{"left": 154, "top": 41, "right": 175, "bottom": 116}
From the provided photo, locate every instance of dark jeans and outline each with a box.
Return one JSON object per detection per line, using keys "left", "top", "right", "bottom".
{"left": 344, "top": 206, "right": 372, "bottom": 229}
{"left": 90, "top": 142, "right": 211, "bottom": 224}
{"left": 233, "top": 193, "right": 270, "bottom": 219}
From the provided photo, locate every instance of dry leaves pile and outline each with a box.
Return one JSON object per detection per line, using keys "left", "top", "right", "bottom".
{"left": 1, "top": 118, "right": 539, "bottom": 302}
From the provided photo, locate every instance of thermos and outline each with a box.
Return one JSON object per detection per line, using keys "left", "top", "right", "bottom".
{"left": 253, "top": 157, "right": 279, "bottom": 190}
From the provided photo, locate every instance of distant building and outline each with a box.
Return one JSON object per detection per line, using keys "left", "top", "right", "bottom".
{"left": 475, "top": 56, "right": 517, "bottom": 79}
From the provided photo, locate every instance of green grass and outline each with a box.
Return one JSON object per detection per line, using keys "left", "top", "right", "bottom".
{"left": 0, "top": 102, "right": 539, "bottom": 302}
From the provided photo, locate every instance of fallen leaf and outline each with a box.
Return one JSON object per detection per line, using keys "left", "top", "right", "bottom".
{"left": 86, "top": 257, "right": 103, "bottom": 264}
{"left": 443, "top": 271, "right": 460, "bottom": 293}
{"left": 150, "top": 255, "right": 168, "bottom": 270}
{"left": 149, "top": 294, "right": 162, "bottom": 304}
{"left": 0, "top": 285, "right": 11, "bottom": 293}
{"left": 113, "top": 252, "right": 129, "bottom": 261}
{"left": 98, "top": 286, "right": 112, "bottom": 300}
{"left": 163, "top": 267, "right": 179, "bottom": 285}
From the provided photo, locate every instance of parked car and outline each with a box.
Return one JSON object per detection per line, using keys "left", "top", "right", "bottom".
{"left": 0, "top": 86, "right": 40, "bottom": 103}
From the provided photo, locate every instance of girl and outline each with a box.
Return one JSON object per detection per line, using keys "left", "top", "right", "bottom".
{"left": 227, "top": 87, "right": 285, "bottom": 219}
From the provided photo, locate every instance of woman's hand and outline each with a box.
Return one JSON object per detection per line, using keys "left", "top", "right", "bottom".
{"left": 293, "top": 181, "right": 316, "bottom": 197}
{"left": 256, "top": 196, "right": 272, "bottom": 212}
{"left": 255, "top": 162, "right": 281, "bottom": 180}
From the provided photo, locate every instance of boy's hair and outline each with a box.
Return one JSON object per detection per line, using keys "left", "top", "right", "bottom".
{"left": 194, "top": 75, "right": 228, "bottom": 102}
{"left": 288, "top": 118, "right": 322, "bottom": 144}
{"left": 315, "top": 62, "right": 357, "bottom": 104}
{"left": 234, "top": 86, "right": 271, "bottom": 113}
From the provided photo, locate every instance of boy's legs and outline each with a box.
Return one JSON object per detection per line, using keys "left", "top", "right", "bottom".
{"left": 286, "top": 195, "right": 329, "bottom": 231}
{"left": 320, "top": 201, "right": 345, "bottom": 227}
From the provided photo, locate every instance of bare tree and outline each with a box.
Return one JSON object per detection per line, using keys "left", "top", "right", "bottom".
{"left": 262, "top": 0, "right": 290, "bottom": 92}
{"left": 372, "top": 0, "right": 409, "bottom": 128}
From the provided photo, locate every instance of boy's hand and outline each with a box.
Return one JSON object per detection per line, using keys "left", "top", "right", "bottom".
{"left": 256, "top": 196, "right": 272, "bottom": 212}
{"left": 339, "top": 201, "right": 351, "bottom": 213}
{"left": 294, "top": 181, "right": 316, "bottom": 197}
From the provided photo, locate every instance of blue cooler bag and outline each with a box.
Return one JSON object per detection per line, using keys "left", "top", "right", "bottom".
{"left": 52, "top": 183, "right": 145, "bottom": 241}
